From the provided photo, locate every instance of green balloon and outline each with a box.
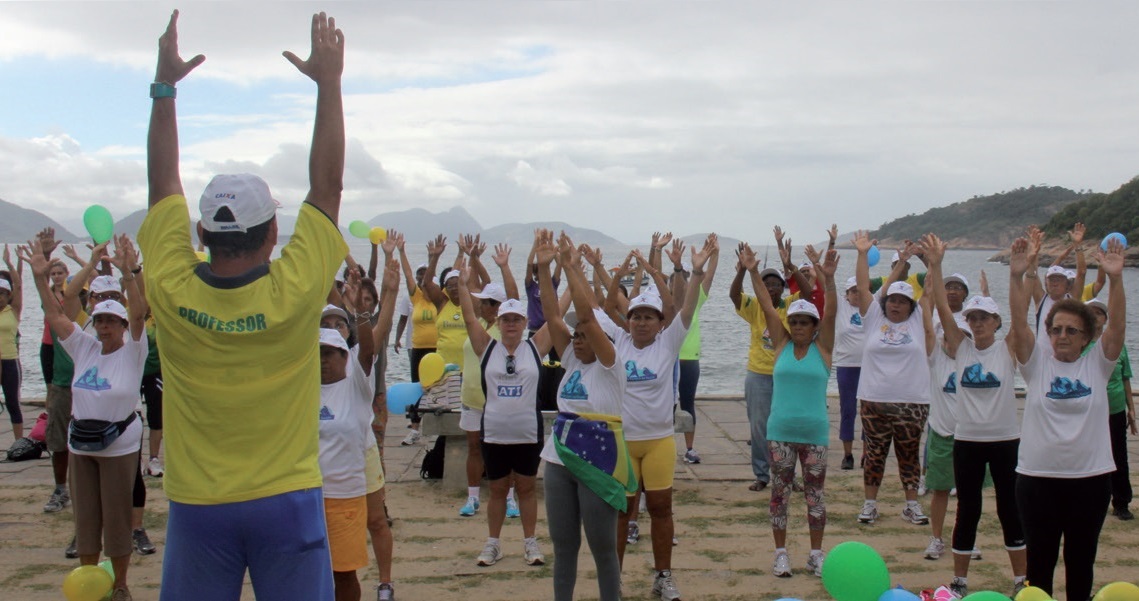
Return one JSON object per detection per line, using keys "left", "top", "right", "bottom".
{"left": 348, "top": 220, "right": 370, "bottom": 238}
{"left": 964, "top": 593, "right": 1017, "bottom": 601}
{"left": 821, "top": 541, "right": 891, "bottom": 601}
{"left": 83, "top": 205, "right": 115, "bottom": 244}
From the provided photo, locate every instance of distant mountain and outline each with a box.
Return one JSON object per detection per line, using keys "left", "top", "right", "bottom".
{"left": 0, "top": 198, "right": 80, "bottom": 242}
{"left": 1042, "top": 175, "right": 1139, "bottom": 242}
{"left": 114, "top": 209, "right": 147, "bottom": 238}
{"left": 483, "top": 222, "right": 622, "bottom": 247}
{"left": 368, "top": 207, "right": 482, "bottom": 244}
{"left": 870, "top": 186, "right": 1090, "bottom": 249}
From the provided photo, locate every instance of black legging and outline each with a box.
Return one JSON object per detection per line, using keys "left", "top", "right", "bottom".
{"left": 40, "top": 342, "right": 54, "bottom": 387}
{"left": 1, "top": 358, "right": 21, "bottom": 426}
{"left": 952, "top": 438, "right": 1023, "bottom": 553}
{"left": 1016, "top": 473, "right": 1111, "bottom": 601}
{"left": 1108, "top": 410, "right": 1133, "bottom": 511}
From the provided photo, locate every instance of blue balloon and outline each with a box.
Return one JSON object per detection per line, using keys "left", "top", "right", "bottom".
{"left": 386, "top": 382, "right": 424, "bottom": 413}
{"left": 879, "top": 587, "right": 921, "bottom": 601}
{"left": 867, "top": 245, "right": 881, "bottom": 267}
{"left": 1101, "top": 232, "right": 1128, "bottom": 251}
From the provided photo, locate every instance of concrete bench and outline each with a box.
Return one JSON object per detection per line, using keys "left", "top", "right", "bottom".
{"left": 420, "top": 409, "right": 695, "bottom": 493}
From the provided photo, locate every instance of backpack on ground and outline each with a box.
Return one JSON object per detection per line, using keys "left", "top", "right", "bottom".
{"left": 6, "top": 437, "right": 46, "bottom": 462}
{"left": 419, "top": 436, "right": 446, "bottom": 479}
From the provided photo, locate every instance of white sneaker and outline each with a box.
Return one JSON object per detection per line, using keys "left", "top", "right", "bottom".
{"left": 652, "top": 570, "right": 682, "bottom": 600}
{"left": 147, "top": 457, "right": 164, "bottom": 477}
{"left": 924, "top": 536, "right": 945, "bottom": 560}
{"left": 918, "top": 476, "right": 928, "bottom": 496}
{"left": 401, "top": 430, "right": 421, "bottom": 446}
{"left": 773, "top": 550, "right": 792, "bottom": 577}
{"left": 806, "top": 551, "right": 825, "bottom": 577}
{"left": 523, "top": 539, "right": 544, "bottom": 566}
{"left": 476, "top": 540, "right": 502, "bottom": 566}
{"left": 858, "top": 501, "right": 879, "bottom": 524}
{"left": 902, "top": 503, "right": 930, "bottom": 525}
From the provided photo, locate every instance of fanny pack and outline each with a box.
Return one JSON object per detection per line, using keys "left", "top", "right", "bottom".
{"left": 69, "top": 413, "right": 137, "bottom": 452}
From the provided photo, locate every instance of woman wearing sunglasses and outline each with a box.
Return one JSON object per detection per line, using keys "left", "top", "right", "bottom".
{"left": 740, "top": 244, "right": 838, "bottom": 578}
{"left": 456, "top": 247, "right": 551, "bottom": 569}
{"left": 1006, "top": 235, "right": 1127, "bottom": 601}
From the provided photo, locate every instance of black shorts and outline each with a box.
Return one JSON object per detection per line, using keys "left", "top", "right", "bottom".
{"left": 140, "top": 372, "right": 163, "bottom": 430}
{"left": 480, "top": 442, "right": 542, "bottom": 480}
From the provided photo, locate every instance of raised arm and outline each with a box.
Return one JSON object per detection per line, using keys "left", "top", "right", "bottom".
{"left": 534, "top": 231, "right": 570, "bottom": 356}
{"left": 369, "top": 259, "right": 402, "bottom": 375}
{"left": 148, "top": 10, "right": 206, "bottom": 206}
{"left": 421, "top": 235, "right": 448, "bottom": 308}
{"left": 702, "top": 234, "right": 720, "bottom": 294}
{"left": 340, "top": 270, "right": 375, "bottom": 375}
{"left": 852, "top": 231, "right": 875, "bottom": 315}
{"left": 775, "top": 227, "right": 811, "bottom": 295}
{"left": 1026, "top": 226, "right": 1045, "bottom": 305}
{"left": 63, "top": 243, "right": 109, "bottom": 321}
{"left": 492, "top": 243, "right": 519, "bottom": 300}
{"left": 284, "top": 12, "right": 346, "bottom": 222}
{"left": 1096, "top": 238, "right": 1127, "bottom": 362}
{"left": 19, "top": 240, "right": 74, "bottom": 340}
{"left": 111, "top": 235, "right": 147, "bottom": 341}
{"left": 560, "top": 234, "right": 616, "bottom": 367}
{"left": 3, "top": 245, "right": 22, "bottom": 318}
{"left": 632, "top": 250, "right": 674, "bottom": 321}
{"left": 729, "top": 242, "right": 747, "bottom": 311}
{"left": 1007, "top": 237, "right": 1035, "bottom": 364}
{"left": 367, "top": 242, "right": 378, "bottom": 281}
{"left": 816, "top": 248, "right": 840, "bottom": 355}
{"left": 455, "top": 262, "right": 491, "bottom": 357}
{"left": 603, "top": 252, "right": 635, "bottom": 330}
{"left": 922, "top": 233, "right": 964, "bottom": 356}
{"left": 741, "top": 242, "right": 786, "bottom": 348}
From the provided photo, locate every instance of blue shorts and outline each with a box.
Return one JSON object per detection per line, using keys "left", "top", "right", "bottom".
{"left": 160, "top": 488, "right": 333, "bottom": 601}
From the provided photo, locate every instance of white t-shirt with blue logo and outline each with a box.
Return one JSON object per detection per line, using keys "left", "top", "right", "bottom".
{"left": 607, "top": 318, "right": 689, "bottom": 441}
{"left": 318, "top": 357, "right": 376, "bottom": 498}
{"left": 953, "top": 337, "right": 1020, "bottom": 442}
{"left": 540, "top": 340, "right": 626, "bottom": 465}
{"left": 60, "top": 325, "right": 148, "bottom": 457}
{"left": 480, "top": 339, "right": 542, "bottom": 444}
{"left": 833, "top": 299, "right": 866, "bottom": 368}
{"left": 927, "top": 342, "right": 957, "bottom": 438}
{"left": 1017, "top": 337, "right": 1114, "bottom": 478}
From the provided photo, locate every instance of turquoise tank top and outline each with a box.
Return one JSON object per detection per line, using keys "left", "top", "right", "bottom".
{"left": 767, "top": 342, "right": 830, "bottom": 446}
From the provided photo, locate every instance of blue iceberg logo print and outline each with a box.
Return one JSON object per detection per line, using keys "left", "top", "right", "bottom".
{"left": 74, "top": 367, "right": 111, "bottom": 391}
{"left": 942, "top": 372, "right": 957, "bottom": 394}
{"left": 561, "top": 370, "right": 588, "bottom": 400}
{"left": 850, "top": 313, "right": 862, "bottom": 326}
{"left": 319, "top": 405, "right": 334, "bottom": 420}
{"left": 1045, "top": 377, "right": 1092, "bottom": 400}
{"left": 625, "top": 361, "right": 657, "bottom": 382}
{"left": 960, "top": 363, "right": 1001, "bottom": 389}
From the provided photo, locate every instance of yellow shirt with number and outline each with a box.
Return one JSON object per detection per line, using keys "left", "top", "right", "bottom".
{"left": 410, "top": 288, "right": 438, "bottom": 349}
{"left": 434, "top": 299, "right": 467, "bottom": 368}
{"left": 138, "top": 195, "right": 347, "bottom": 505}
{"left": 736, "top": 292, "right": 798, "bottom": 375}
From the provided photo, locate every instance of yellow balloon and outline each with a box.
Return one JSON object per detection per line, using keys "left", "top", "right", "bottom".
{"left": 369, "top": 227, "right": 387, "bottom": 245}
{"left": 62, "top": 565, "right": 113, "bottom": 601}
{"left": 419, "top": 352, "right": 445, "bottom": 387}
{"left": 1094, "top": 582, "right": 1139, "bottom": 601}
{"left": 1015, "top": 586, "right": 1053, "bottom": 601}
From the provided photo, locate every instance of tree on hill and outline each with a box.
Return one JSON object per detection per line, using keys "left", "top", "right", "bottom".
{"left": 870, "top": 186, "right": 1089, "bottom": 248}
{"left": 1042, "top": 175, "right": 1139, "bottom": 243}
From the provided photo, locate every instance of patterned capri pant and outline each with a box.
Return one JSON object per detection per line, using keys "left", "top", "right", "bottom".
{"left": 860, "top": 401, "right": 929, "bottom": 490}
{"left": 768, "top": 440, "right": 828, "bottom": 531}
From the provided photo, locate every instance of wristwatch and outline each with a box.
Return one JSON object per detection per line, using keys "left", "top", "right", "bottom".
{"left": 149, "top": 82, "right": 177, "bottom": 99}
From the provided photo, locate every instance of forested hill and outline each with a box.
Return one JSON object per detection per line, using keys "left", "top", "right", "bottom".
{"left": 1042, "top": 176, "right": 1139, "bottom": 243}
{"left": 869, "top": 186, "right": 1090, "bottom": 249}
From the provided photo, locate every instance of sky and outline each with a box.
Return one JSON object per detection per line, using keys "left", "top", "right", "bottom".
{"left": 2, "top": 2, "right": 1138, "bottom": 245}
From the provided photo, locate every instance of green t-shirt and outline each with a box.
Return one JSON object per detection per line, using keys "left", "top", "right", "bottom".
{"left": 679, "top": 287, "right": 707, "bottom": 361}
{"left": 1107, "top": 346, "right": 1132, "bottom": 415}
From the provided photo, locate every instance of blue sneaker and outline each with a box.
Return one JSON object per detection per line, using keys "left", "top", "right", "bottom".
{"left": 459, "top": 496, "right": 480, "bottom": 517}
{"left": 506, "top": 496, "right": 521, "bottom": 518}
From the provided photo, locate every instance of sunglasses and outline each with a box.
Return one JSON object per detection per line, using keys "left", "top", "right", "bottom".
{"left": 1047, "top": 326, "right": 1084, "bottom": 338}
{"left": 481, "top": 299, "right": 501, "bottom": 306}
{"left": 788, "top": 317, "right": 815, "bottom": 327}
{"left": 505, "top": 354, "right": 516, "bottom": 375}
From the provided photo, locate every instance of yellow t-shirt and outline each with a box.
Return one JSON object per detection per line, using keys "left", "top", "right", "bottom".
{"left": 461, "top": 321, "right": 500, "bottom": 410}
{"left": 0, "top": 305, "right": 18, "bottom": 358}
{"left": 138, "top": 195, "right": 347, "bottom": 505}
{"left": 434, "top": 299, "right": 467, "bottom": 368}
{"left": 736, "top": 292, "right": 798, "bottom": 375}
{"left": 410, "top": 288, "right": 438, "bottom": 349}
{"left": 1081, "top": 282, "right": 1096, "bottom": 302}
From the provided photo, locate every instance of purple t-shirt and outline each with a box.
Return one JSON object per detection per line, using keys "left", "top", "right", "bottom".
{"left": 525, "top": 276, "right": 560, "bottom": 331}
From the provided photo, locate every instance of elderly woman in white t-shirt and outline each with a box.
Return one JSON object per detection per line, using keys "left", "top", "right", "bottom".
{"left": 533, "top": 231, "right": 626, "bottom": 601}
{"left": 24, "top": 238, "right": 146, "bottom": 601}
{"left": 1006, "top": 235, "right": 1127, "bottom": 601}
{"left": 851, "top": 231, "right": 934, "bottom": 526}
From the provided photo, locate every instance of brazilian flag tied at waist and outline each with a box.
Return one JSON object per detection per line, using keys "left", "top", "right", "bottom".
{"left": 553, "top": 411, "right": 638, "bottom": 511}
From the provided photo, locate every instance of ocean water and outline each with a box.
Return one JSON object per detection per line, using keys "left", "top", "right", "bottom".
{"left": 10, "top": 246, "right": 1138, "bottom": 400}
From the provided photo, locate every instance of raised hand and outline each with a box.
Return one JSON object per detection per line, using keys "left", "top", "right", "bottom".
{"left": 1068, "top": 222, "right": 1086, "bottom": 245}
{"left": 778, "top": 236, "right": 793, "bottom": 266}
{"left": 1009, "top": 238, "right": 1029, "bottom": 278}
{"left": 456, "top": 234, "right": 473, "bottom": 256}
{"left": 341, "top": 269, "right": 362, "bottom": 313}
{"left": 392, "top": 229, "right": 406, "bottom": 252}
{"left": 1096, "top": 236, "right": 1125, "bottom": 277}
{"left": 819, "top": 249, "right": 840, "bottom": 278}
{"left": 534, "top": 231, "right": 558, "bottom": 266}
{"left": 803, "top": 244, "right": 821, "bottom": 266}
{"left": 615, "top": 252, "right": 635, "bottom": 277}
{"left": 492, "top": 243, "right": 511, "bottom": 267}
{"left": 655, "top": 231, "right": 673, "bottom": 250}
{"left": 580, "top": 243, "right": 603, "bottom": 266}
{"left": 630, "top": 249, "right": 650, "bottom": 270}
{"left": 18, "top": 239, "right": 49, "bottom": 278}
{"left": 470, "top": 234, "right": 486, "bottom": 258}
{"left": 155, "top": 10, "right": 206, "bottom": 85}
{"left": 736, "top": 243, "right": 758, "bottom": 271}
{"left": 36, "top": 227, "right": 60, "bottom": 258}
{"left": 62, "top": 244, "right": 82, "bottom": 264}
{"left": 87, "top": 241, "right": 110, "bottom": 267}
{"left": 707, "top": 233, "right": 720, "bottom": 257}
{"left": 282, "top": 12, "right": 344, "bottom": 85}
{"left": 665, "top": 239, "right": 686, "bottom": 267}
{"left": 559, "top": 234, "right": 581, "bottom": 267}
{"left": 2, "top": 244, "right": 10, "bottom": 267}
{"left": 380, "top": 232, "right": 398, "bottom": 256}
{"left": 691, "top": 236, "right": 714, "bottom": 270}
{"left": 851, "top": 230, "right": 876, "bottom": 254}
{"left": 426, "top": 234, "right": 446, "bottom": 258}
{"left": 827, "top": 224, "right": 838, "bottom": 246}
{"left": 920, "top": 233, "right": 946, "bottom": 265}
{"left": 381, "top": 258, "right": 400, "bottom": 294}
{"left": 773, "top": 226, "right": 785, "bottom": 246}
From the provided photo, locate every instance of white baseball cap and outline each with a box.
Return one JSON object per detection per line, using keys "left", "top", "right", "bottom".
{"left": 961, "top": 295, "right": 1000, "bottom": 318}
{"left": 199, "top": 174, "right": 280, "bottom": 233}
{"left": 318, "top": 327, "right": 349, "bottom": 352}
{"left": 627, "top": 293, "right": 664, "bottom": 317}
{"left": 1045, "top": 265, "right": 1068, "bottom": 279}
{"left": 758, "top": 268, "right": 785, "bottom": 285}
{"left": 321, "top": 304, "right": 349, "bottom": 322}
{"left": 472, "top": 282, "right": 507, "bottom": 303}
{"left": 891, "top": 251, "right": 904, "bottom": 264}
{"left": 443, "top": 270, "right": 460, "bottom": 283}
{"left": 90, "top": 299, "right": 128, "bottom": 322}
{"left": 886, "top": 281, "right": 915, "bottom": 300}
{"left": 1085, "top": 297, "right": 1108, "bottom": 316}
{"left": 496, "top": 298, "right": 527, "bottom": 319}
{"left": 562, "top": 308, "right": 580, "bottom": 330}
{"left": 1065, "top": 269, "right": 1077, "bottom": 280}
{"left": 845, "top": 276, "right": 858, "bottom": 291}
{"left": 787, "top": 299, "right": 820, "bottom": 321}
{"left": 944, "top": 273, "right": 970, "bottom": 291}
{"left": 0, "top": 280, "right": 10, "bottom": 292}
{"left": 90, "top": 275, "right": 122, "bottom": 295}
